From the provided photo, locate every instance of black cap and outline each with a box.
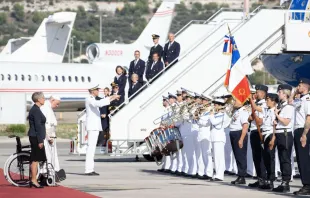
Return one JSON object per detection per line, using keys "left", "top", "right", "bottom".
{"left": 299, "top": 78, "right": 310, "bottom": 85}
{"left": 152, "top": 34, "right": 160, "bottom": 39}
{"left": 255, "top": 84, "right": 268, "bottom": 92}
{"left": 266, "top": 93, "right": 279, "bottom": 103}
{"left": 277, "top": 84, "right": 292, "bottom": 92}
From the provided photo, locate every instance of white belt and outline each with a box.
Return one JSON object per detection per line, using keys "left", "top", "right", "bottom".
{"left": 275, "top": 129, "right": 292, "bottom": 133}
{"left": 262, "top": 130, "right": 273, "bottom": 135}
{"left": 294, "top": 126, "right": 304, "bottom": 129}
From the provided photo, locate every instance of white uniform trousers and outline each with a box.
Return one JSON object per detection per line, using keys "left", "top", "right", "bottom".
{"left": 275, "top": 148, "right": 280, "bottom": 177}
{"left": 161, "top": 155, "right": 171, "bottom": 170}
{"left": 197, "top": 139, "right": 213, "bottom": 177}
{"left": 212, "top": 141, "right": 225, "bottom": 180}
{"left": 182, "top": 133, "right": 196, "bottom": 175}
{"left": 224, "top": 128, "right": 238, "bottom": 173}
{"left": 291, "top": 147, "right": 296, "bottom": 181}
{"left": 176, "top": 149, "right": 183, "bottom": 172}
{"left": 169, "top": 150, "right": 183, "bottom": 172}
{"left": 85, "top": 130, "right": 99, "bottom": 173}
{"left": 43, "top": 139, "right": 60, "bottom": 173}
{"left": 247, "top": 133, "right": 256, "bottom": 176}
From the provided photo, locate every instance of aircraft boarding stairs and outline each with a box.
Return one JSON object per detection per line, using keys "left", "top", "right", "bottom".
{"left": 71, "top": 8, "right": 289, "bottom": 159}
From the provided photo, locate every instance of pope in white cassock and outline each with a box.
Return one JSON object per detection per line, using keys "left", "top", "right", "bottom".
{"left": 85, "top": 84, "right": 120, "bottom": 176}
{"left": 40, "top": 95, "right": 61, "bottom": 174}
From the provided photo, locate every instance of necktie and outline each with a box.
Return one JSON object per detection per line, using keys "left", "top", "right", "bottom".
{"left": 151, "top": 62, "right": 156, "bottom": 70}
{"left": 134, "top": 59, "right": 138, "bottom": 66}
{"left": 168, "top": 42, "right": 171, "bottom": 49}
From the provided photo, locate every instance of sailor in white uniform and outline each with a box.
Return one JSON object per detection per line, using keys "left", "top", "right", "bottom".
{"left": 272, "top": 84, "right": 294, "bottom": 192}
{"left": 158, "top": 96, "right": 171, "bottom": 173}
{"left": 40, "top": 95, "right": 61, "bottom": 174}
{"left": 175, "top": 92, "right": 193, "bottom": 176}
{"left": 260, "top": 93, "right": 279, "bottom": 190}
{"left": 230, "top": 99, "right": 250, "bottom": 185}
{"left": 195, "top": 95, "right": 213, "bottom": 179}
{"left": 209, "top": 98, "right": 227, "bottom": 181}
{"left": 85, "top": 84, "right": 120, "bottom": 175}
{"left": 293, "top": 78, "right": 310, "bottom": 195}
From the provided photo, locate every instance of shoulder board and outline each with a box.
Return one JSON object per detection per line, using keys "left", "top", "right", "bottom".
{"left": 203, "top": 112, "right": 210, "bottom": 116}
{"left": 215, "top": 114, "right": 224, "bottom": 118}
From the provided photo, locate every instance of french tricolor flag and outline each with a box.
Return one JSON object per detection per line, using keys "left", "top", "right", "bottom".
{"left": 222, "top": 35, "right": 231, "bottom": 55}
{"left": 224, "top": 36, "right": 253, "bottom": 104}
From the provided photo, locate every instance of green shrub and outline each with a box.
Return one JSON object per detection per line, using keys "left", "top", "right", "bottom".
{"left": 6, "top": 124, "right": 26, "bottom": 133}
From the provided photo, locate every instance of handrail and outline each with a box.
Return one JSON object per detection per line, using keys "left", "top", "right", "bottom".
{"left": 108, "top": 18, "right": 243, "bottom": 117}
{"left": 203, "top": 7, "right": 244, "bottom": 24}
{"left": 137, "top": 8, "right": 264, "bottom": 109}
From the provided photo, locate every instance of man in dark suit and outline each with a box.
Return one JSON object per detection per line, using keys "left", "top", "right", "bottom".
{"left": 163, "top": 33, "right": 180, "bottom": 70}
{"left": 128, "top": 50, "right": 145, "bottom": 85}
{"left": 148, "top": 34, "right": 163, "bottom": 64}
{"left": 128, "top": 74, "right": 143, "bottom": 100}
{"left": 146, "top": 52, "right": 164, "bottom": 83}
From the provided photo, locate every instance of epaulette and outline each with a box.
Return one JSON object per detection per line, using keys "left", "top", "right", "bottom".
{"left": 307, "top": 98, "right": 310, "bottom": 101}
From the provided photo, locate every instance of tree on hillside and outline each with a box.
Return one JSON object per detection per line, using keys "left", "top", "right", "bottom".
{"left": 0, "top": 13, "right": 7, "bottom": 25}
{"left": 89, "top": 2, "right": 99, "bottom": 12}
{"left": 12, "top": 4, "right": 24, "bottom": 21}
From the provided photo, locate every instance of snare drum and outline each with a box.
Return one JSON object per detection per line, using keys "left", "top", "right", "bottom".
{"left": 160, "top": 127, "right": 183, "bottom": 156}
{"left": 144, "top": 128, "right": 164, "bottom": 157}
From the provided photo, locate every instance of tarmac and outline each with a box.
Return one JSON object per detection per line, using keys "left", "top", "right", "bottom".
{"left": 0, "top": 139, "right": 305, "bottom": 198}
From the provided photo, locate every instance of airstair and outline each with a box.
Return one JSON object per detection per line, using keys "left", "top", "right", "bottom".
{"left": 72, "top": 8, "right": 287, "bottom": 157}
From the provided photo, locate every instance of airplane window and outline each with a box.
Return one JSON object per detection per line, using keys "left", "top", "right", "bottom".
{"left": 55, "top": 76, "right": 58, "bottom": 82}
{"left": 68, "top": 76, "right": 72, "bottom": 82}
{"left": 8, "top": 74, "right": 11, "bottom": 81}
{"left": 88, "top": 76, "right": 91, "bottom": 82}
{"left": 15, "top": 74, "right": 18, "bottom": 81}
{"left": 75, "top": 76, "right": 78, "bottom": 82}
{"left": 62, "top": 76, "right": 65, "bottom": 82}
{"left": 28, "top": 75, "right": 31, "bottom": 81}
{"left": 35, "top": 75, "right": 38, "bottom": 81}
{"left": 0, "top": 74, "right": 4, "bottom": 81}
{"left": 21, "top": 75, "right": 25, "bottom": 81}
{"left": 81, "top": 76, "right": 85, "bottom": 82}
{"left": 41, "top": 75, "right": 45, "bottom": 81}
{"left": 48, "top": 75, "right": 51, "bottom": 81}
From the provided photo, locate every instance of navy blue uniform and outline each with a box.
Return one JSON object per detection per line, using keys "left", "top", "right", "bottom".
{"left": 128, "top": 59, "right": 145, "bottom": 84}
{"left": 145, "top": 61, "right": 164, "bottom": 82}
{"left": 163, "top": 41, "right": 180, "bottom": 66}
{"left": 148, "top": 44, "right": 163, "bottom": 63}
{"left": 128, "top": 82, "right": 143, "bottom": 100}
{"left": 113, "top": 74, "right": 127, "bottom": 95}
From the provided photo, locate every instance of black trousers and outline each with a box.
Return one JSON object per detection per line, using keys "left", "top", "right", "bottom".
{"left": 262, "top": 134, "right": 276, "bottom": 181}
{"left": 250, "top": 130, "right": 267, "bottom": 180}
{"left": 275, "top": 132, "right": 293, "bottom": 182}
{"left": 294, "top": 128, "right": 310, "bottom": 185}
{"left": 230, "top": 130, "right": 248, "bottom": 177}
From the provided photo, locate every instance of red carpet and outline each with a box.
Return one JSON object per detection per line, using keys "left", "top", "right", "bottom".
{"left": 0, "top": 169, "right": 99, "bottom": 198}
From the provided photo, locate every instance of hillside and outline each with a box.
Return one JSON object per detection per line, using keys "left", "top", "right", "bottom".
{"left": 0, "top": 0, "right": 282, "bottom": 62}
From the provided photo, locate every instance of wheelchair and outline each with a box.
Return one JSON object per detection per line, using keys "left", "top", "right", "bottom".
{"left": 3, "top": 135, "right": 60, "bottom": 187}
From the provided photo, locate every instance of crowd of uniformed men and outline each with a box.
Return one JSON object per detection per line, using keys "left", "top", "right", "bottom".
{"left": 156, "top": 79, "right": 310, "bottom": 195}
{"left": 95, "top": 33, "right": 180, "bottom": 148}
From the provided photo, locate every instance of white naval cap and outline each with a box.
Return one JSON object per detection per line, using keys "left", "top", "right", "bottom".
{"left": 201, "top": 94, "right": 213, "bottom": 101}
{"left": 168, "top": 92, "right": 177, "bottom": 99}
{"left": 194, "top": 92, "right": 201, "bottom": 98}
{"left": 212, "top": 98, "right": 225, "bottom": 104}
{"left": 89, "top": 84, "right": 101, "bottom": 91}
{"left": 51, "top": 95, "right": 61, "bottom": 101}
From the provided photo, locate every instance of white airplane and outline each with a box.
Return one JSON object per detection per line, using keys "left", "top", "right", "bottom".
{"left": 84, "top": 0, "right": 177, "bottom": 65}
{"left": 0, "top": 0, "right": 177, "bottom": 115}
{"left": 0, "top": 12, "right": 76, "bottom": 63}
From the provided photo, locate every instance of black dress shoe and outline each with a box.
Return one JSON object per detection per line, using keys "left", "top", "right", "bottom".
{"left": 175, "top": 171, "right": 182, "bottom": 176}
{"left": 190, "top": 174, "right": 197, "bottom": 178}
{"left": 231, "top": 176, "right": 246, "bottom": 185}
{"left": 259, "top": 181, "right": 274, "bottom": 190}
{"left": 170, "top": 171, "right": 177, "bottom": 175}
{"left": 157, "top": 169, "right": 165, "bottom": 172}
{"left": 211, "top": 178, "right": 223, "bottom": 182}
{"left": 180, "top": 172, "right": 186, "bottom": 176}
{"left": 163, "top": 169, "right": 171, "bottom": 173}
{"left": 85, "top": 171, "right": 100, "bottom": 176}
{"left": 272, "top": 181, "right": 290, "bottom": 193}
{"left": 29, "top": 181, "right": 44, "bottom": 188}
{"left": 293, "top": 185, "right": 310, "bottom": 195}
{"left": 203, "top": 175, "right": 212, "bottom": 180}
{"left": 248, "top": 181, "right": 259, "bottom": 187}
{"left": 197, "top": 175, "right": 205, "bottom": 180}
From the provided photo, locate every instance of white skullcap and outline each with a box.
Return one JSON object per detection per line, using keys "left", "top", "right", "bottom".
{"left": 51, "top": 95, "right": 61, "bottom": 101}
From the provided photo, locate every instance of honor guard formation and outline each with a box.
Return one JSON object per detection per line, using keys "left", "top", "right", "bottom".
{"left": 145, "top": 78, "right": 310, "bottom": 195}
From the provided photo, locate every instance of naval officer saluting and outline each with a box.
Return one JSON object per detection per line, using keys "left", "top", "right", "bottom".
{"left": 85, "top": 84, "right": 120, "bottom": 176}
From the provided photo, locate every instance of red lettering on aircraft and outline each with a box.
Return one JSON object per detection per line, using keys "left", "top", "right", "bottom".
{"left": 105, "top": 50, "right": 123, "bottom": 56}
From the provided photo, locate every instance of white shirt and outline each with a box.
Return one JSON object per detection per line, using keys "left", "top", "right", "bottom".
{"left": 85, "top": 95, "right": 110, "bottom": 131}
{"left": 210, "top": 112, "right": 226, "bottom": 143}
{"left": 168, "top": 41, "right": 174, "bottom": 49}
{"left": 261, "top": 107, "right": 276, "bottom": 134}
{"left": 294, "top": 94, "right": 310, "bottom": 128}
{"left": 250, "top": 99, "right": 267, "bottom": 131}
{"left": 196, "top": 111, "right": 211, "bottom": 141}
{"left": 134, "top": 59, "right": 139, "bottom": 66}
{"left": 276, "top": 101, "right": 294, "bottom": 131}
{"left": 40, "top": 100, "right": 57, "bottom": 139}
{"left": 230, "top": 106, "right": 250, "bottom": 131}
{"left": 151, "top": 61, "right": 156, "bottom": 70}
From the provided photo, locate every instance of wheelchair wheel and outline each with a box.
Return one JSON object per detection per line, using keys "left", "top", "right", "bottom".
{"left": 5, "top": 152, "right": 39, "bottom": 187}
